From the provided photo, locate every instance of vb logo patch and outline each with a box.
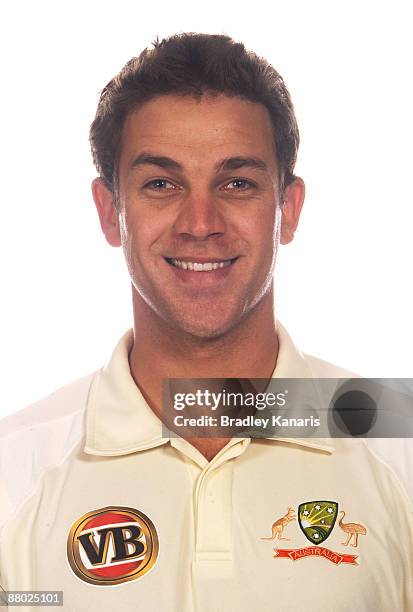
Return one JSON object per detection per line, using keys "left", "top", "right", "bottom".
{"left": 67, "top": 506, "right": 159, "bottom": 586}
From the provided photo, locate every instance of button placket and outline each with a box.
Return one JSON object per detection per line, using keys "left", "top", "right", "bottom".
{"left": 194, "top": 439, "right": 250, "bottom": 561}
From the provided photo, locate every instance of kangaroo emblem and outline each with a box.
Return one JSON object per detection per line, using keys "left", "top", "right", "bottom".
{"left": 261, "top": 507, "right": 296, "bottom": 541}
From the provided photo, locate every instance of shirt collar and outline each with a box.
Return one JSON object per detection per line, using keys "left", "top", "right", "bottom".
{"left": 261, "top": 321, "right": 335, "bottom": 453}
{"left": 84, "top": 322, "right": 334, "bottom": 456}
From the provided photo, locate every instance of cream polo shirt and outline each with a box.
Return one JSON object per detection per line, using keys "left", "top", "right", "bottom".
{"left": 1, "top": 323, "right": 412, "bottom": 611}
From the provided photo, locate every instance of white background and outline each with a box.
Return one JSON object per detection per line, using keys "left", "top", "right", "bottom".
{"left": 1, "top": 0, "right": 412, "bottom": 418}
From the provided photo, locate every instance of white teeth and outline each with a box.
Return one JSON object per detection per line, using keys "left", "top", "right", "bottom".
{"left": 170, "top": 259, "right": 233, "bottom": 271}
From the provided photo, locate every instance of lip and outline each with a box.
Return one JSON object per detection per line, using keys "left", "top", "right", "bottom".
{"left": 163, "top": 255, "right": 240, "bottom": 285}
{"left": 164, "top": 256, "right": 238, "bottom": 263}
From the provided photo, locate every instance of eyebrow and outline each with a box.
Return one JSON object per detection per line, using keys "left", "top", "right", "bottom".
{"left": 129, "top": 153, "right": 269, "bottom": 174}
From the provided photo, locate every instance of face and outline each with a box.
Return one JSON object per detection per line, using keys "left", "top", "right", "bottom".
{"left": 94, "top": 94, "right": 304, "bottom": 339}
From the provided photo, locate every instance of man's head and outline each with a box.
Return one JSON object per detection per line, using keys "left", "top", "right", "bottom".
{"left": 91, "top": 33, "right": 305, "bottom": 340}
{"left": 90, "top": 33, "right": 300, "bottom": 200}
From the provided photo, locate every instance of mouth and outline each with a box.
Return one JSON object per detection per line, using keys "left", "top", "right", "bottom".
{"left": 164, "top": 257, "right": 239, "bottom": 272}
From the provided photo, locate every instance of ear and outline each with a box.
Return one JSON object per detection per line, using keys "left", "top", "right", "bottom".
{"left": 280, "top": 177, "right": 305, "bottom": 245}
{"left": 91, "top": 177, "right": 121, "bottom": 247}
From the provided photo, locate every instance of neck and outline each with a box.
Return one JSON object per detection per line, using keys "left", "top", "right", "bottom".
{"left": 128, "top": 286, "right": 279, "bottom": 460}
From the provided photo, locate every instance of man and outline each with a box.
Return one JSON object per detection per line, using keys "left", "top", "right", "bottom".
{"left": 0, "top": 33, "right": 412, "bottom": 611}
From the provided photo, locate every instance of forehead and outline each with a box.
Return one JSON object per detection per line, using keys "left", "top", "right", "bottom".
{"left": 118, "top": 94, "right": 278, "bottom": 173}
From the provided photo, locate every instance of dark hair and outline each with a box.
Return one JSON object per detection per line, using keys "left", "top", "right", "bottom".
{"left": 89, "top": 32, "right": 299, "bottom": 198}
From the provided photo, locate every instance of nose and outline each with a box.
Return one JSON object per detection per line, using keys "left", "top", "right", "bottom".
{"left": 172, "top": 191, "right": 227, "bottom": 240}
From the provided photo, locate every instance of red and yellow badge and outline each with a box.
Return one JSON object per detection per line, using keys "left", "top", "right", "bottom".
{"left": 67, "top": 506, "right": 159, "bottom": 586}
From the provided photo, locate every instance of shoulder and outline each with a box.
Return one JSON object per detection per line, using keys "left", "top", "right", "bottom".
{"left": 365, "top": 438, "right": 413, "bottom": 506}
{"left": 0, "top": 371, "right": 96, "bottom": 439}
{"left": 302, "top": 352, "right": 358, "bottom": 378}
{"left": 0, "top": 370, "right": 98, "bottom": 529}
{"left": 300, "top": 352, "right": 413, "bottom": 507}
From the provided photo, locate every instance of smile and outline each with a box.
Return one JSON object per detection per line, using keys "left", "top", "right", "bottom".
{"left": 165, "top": 257, "right": 238, "bottom": 271}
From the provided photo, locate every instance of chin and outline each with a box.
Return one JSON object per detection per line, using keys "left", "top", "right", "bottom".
{"left": 183, "top": 327, "right": 229, "bottom": 341}
{"left": 164, "top": 291, "right": 261, "bottom": 340}
{"left": 172, "top": 312, "right": 241, "bottom": 341}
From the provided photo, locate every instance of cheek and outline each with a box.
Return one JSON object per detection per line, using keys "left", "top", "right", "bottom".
{"left": 264, "top": 205, "right": 282, "bottom": 247}
{"left": 272, "top": 206, "right": 282, "bottom": 244}
{"left": 118, "top": 210, "right": 144, "bottom": 276}
{"left": 253, "top": 210, "right": 280, "bottom": 296}
{"left": 251, "top": 208, "right": 280, "bottom": 260}
{"left": 119, "top": 208, "right": 168, "bottom": 271}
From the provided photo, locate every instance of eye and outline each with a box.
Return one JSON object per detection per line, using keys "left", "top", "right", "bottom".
{"left": 144, "top": 178, "right": 179, "bottom": 191}
{"left": 221, "top": 178, "right": 255, "bottom": 191}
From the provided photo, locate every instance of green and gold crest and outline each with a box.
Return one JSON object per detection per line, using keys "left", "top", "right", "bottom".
{"left": 298, "top": 501, "right": 338, "bottom": 544}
